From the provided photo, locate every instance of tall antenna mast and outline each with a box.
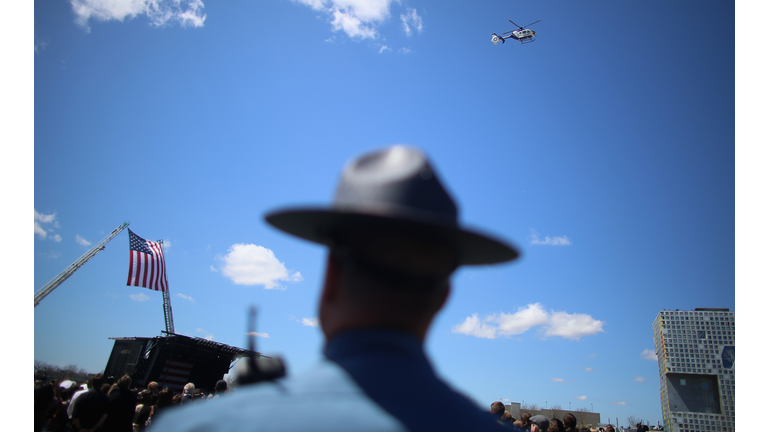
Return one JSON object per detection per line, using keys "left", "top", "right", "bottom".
{"left": 158, "top": 239, "right": 175, "bottom": 334}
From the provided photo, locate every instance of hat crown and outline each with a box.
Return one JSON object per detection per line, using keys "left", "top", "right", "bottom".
{"left": 332, "top": 146, "right": 458, "bottom": 225}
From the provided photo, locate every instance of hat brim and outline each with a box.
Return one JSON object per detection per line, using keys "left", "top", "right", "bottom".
{"left": 265, "top": 208, "right": 520, "bottom": 266}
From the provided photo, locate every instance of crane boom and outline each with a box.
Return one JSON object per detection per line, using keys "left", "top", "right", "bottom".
{"left": 34, "top": 222, "right": 130, "bottom": 307}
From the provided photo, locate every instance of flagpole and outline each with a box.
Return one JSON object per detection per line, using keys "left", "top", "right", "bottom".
{"left": 159, "top": 240, "right": 176, "bottom": 334}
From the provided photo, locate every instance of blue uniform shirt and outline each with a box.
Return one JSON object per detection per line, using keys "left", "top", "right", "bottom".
{"left": 151, "top": 329, "right": 514, "bottom": 431}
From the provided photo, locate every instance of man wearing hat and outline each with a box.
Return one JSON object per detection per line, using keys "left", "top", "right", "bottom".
{"left": 529, "top": 415, "right": 550, "bottom": 432}
{"left": 152, "top": 146, "right": 521, "bottom": 431}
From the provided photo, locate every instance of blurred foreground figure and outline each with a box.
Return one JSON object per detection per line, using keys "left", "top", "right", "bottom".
{"left": 152, "top": 145, "right": 521, "bottom": 431}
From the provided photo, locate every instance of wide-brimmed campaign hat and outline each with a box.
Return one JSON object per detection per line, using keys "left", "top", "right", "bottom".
{"left": 265, "top": 145, "right": 520, "bottom": 266}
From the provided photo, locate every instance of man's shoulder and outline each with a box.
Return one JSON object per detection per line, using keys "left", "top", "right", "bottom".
{"left": 150, "top": 360, "right": 408, "bottom": 432}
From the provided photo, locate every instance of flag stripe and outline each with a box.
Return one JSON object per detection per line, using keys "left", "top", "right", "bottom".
{"left": 127, "top": 252, "right": 135, "bottom": 286}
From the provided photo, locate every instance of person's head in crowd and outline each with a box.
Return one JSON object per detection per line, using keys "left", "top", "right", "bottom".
{"left": 502, "top": 411, "right": 514, "bottom": 423}
{"left": 490, "top": 401, "right": 506, "bottom": 418}
{"left": 157, "top": 389, "right": 173, "bottom": 408}
{"left": 215, "top": 380, "right": 227, "bottom": 394}
{"left": 563, "top": 413, "right": 577, "bottom": 430}
{"left": 101, "top": 383, "right": 112, "bottom": 394}
{"left": 183, "top": 383, "right": 195, "bottom": 396}
{"left": 138, "top": 390, "right": 151, "bottom": 406}
{"left": 604, "top": 426, "right": 615, "bottom": 432}
{"left": 172, "top": 394, "right": 182, "bottom": 405}
{"left": 59, "top": 382, "right": 77, "bottom": 402}
{"left": 117, "top": 374, "right": 131, "bottom": 390}
{"left": 88, "top": 373, "right": 104, "bottom": 391}
{"left": 513, "top": 420, "right": 525, "bottom": 428}
{"left": 548, "top": 418, "right": 565, "bottom": 432}
{"left": 521, "top": 412, "right": 533, "bottom": 427}
{"left": 148, "top": 381, "right": 158, "bottom": 394}
{"left": 530, "top": 415, "right": 550, "bottom": 432}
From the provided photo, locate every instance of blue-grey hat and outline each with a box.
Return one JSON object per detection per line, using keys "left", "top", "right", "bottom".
{"left": 530, "top": 415, "right": 550, "bottom": 431}
{"left": 265, "top": 145, "right": 519, "bottom": 266}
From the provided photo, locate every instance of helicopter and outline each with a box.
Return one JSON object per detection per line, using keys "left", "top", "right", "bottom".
{"left": 491, "top": 19, "right": 541, "bottom": 45}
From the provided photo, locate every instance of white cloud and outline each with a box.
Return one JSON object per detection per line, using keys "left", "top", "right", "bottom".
{"left": 574, "top": 396, "right": 588, "bottom": 400}
{"left": 452, "top": 314, "right": 499, "bottom": 339}
{"left": 34, "top": 210, "right": 58, "bottom": 240}
{"left": 290, "top": 316, "right": 320, "bottom": 327}
{"left": 290, "top": 0, "right": 415, "bottom": 41}
{"left": 34, "top": 210, "right": 56, "bottom": 224}
{"left": 41, "top": 251, "right": 62, "bottom": 259}
{"left": 584, "top": 367, "right": 594, "bottom": 372}
{"left": 196, "top": 328, "right": 214, "bottom": 340}
{"left": 452, "top": 303, "right": 604, "bottom": 341}
{"left": 217, "top": 244, "right": 303, "bottom": 289}
{"left": 641, "top": 349, "right": 658, "bottom": 361}
{"left": 611, "top": 401, "right": 627, "bottom": 406}
{"left": 400, "top": 8, "right": 422, "bottom": 36}
{"left": 551, "top": 378, "right": 565, "bottom": 382}
{"left": 75, "top": 235, "right": 91, "bottom": 247}
{"left": 129, "top": 293, "right": 150, "bottom": 302}
{"left": 35, "top": 41, "right": 49, "bottom": 54}
{"left": 69, "top": 0, "right": 207, "bottom": 32}
{"left": 246, "top": 331, "right": 270, "bottom": 338}
{"left": 495, "top": 303, "right": 550, "bottom": 336}
{"left": 398, "top": 47, "right": 411, "bottom": 54}
{"left": 176, "top": 293, "right": 194, "bottom": 303}
{"left": 52, "top": 234, "right": 62, "bottom": 242}
{"left": 529, "top": 229, "right": 572, "bottom": 246}
{"left": 34, "top": 222, "right": 47, "bottom": 239}
{"left": 378, "top": 45, "right": 390, "bottom": 53}
{"left": 634, "top": 376, "right": 646, "bottom": 383}
{"left": 544, "top": 311, "right": 605, "bottom": 340}
{"left": 301, "top": 317, "right": 319, "bottom": 327}
{"left": 330, "top": 9, "right": 377, "bottom": 39}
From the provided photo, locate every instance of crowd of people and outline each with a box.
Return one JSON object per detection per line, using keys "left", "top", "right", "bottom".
{"left": 489, "top": 401, "right": 616, "bottom": 432}
{"left": 34, "top": 373, "right": 228, "bottom": 432}
{"left": 34, "top": 369, "right": 628, "bottom": 432}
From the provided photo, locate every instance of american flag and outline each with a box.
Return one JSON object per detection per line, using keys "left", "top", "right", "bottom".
{"left": 127, "top": 229, "right": 168, "bottom": 292}
{"left": 158, "top": 358, "right": 194, "bottom": 390}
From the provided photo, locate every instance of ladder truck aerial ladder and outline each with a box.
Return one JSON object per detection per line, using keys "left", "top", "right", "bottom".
{"left": 34, "top": 222, "right": 130, "bottom": 307}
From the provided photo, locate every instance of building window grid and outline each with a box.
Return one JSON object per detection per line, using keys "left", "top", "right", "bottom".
{"left": 656, "top": 310, "right": 734, "bottom": 430}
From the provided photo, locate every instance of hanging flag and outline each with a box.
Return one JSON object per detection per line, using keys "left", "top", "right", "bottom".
{"left": 127, "top": 229, "right": 168, "bottom": 292}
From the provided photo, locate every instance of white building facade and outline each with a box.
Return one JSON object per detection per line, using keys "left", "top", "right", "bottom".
{"left": 652, "top": 308, "right": 735, "bottom": 432}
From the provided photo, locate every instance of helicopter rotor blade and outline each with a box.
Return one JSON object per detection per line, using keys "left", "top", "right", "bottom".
{"left": 508, "top": 19, "right": 522, "bottom": 29}
{"left": 521, "top": 19, "right": 542, "bottom": 28}
{"left": 501, "top": 30, "right": 514, "bottom": 35}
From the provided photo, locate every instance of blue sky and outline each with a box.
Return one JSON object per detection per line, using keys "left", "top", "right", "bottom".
{"left": 24, "top": 0, "right": 747, "bottom": 426}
